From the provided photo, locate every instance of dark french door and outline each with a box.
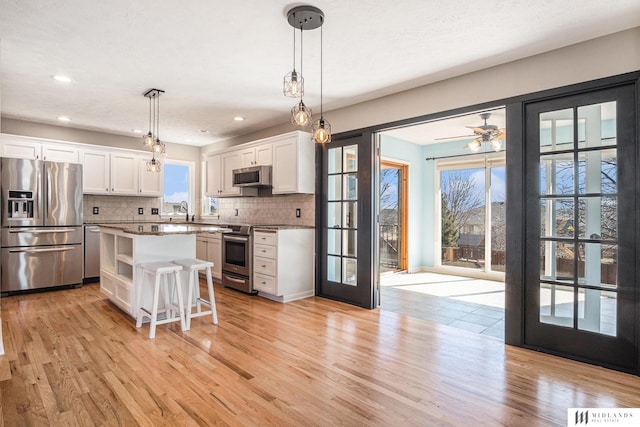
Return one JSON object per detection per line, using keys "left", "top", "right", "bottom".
{"left": 317, "top": 132, "right": 375, "bottom": 309}
{"left": 523, "top": 84, "right": 637, "bottom": 371}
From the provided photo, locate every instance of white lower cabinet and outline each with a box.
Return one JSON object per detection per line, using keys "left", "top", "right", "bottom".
{"left": 195, "top": 233, "right": 222, "bottom": 281}
{"left": 253, "top": 228, "right": 314, "bottom": 302}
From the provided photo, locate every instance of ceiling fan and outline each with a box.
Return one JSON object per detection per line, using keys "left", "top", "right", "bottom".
{"left": 464, "top": 112, "right": 506, "bottom": 153}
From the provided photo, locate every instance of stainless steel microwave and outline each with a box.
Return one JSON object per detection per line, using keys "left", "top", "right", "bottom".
{"left": 232, "top": 165, "right": 272, "bottom": 187}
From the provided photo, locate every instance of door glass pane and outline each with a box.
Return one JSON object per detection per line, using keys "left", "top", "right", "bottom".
{"left": 578, "top": 288, "right": 616, "bottom": 336}
{"left": 540, "top": 241, "right": 574, "bottom": 283}
{"left": 577, "top": 243, "right": 617, "bottom": 288}
{"left": 343, "top": 258, "right": 357, "bottom": 286}
{"left": 343, "top": 146, "right": 357, "bottom": 172}
{"left": 344, "top": 174, "right": 357, "bottom": 200}
{"left": 328, "top": 148, "right": 342, "bottom": 173}
{"left": 577, "top": 149, "right": 617, "bottom": 194}
{"left": 540, "top": 153, "right": 574, "bottom": 195}
{"left": 540, "top": 109, "right": 574, "bottom": 152}
{"left": 490, "top": 166, "right": 506, "bottom": 272}
{"left": 327, "top": 230, "right": 341, "bottom": 255}
{"left": 540, "top": 198, "right": 574, "bottom": 238}
{"left": 577, "top": 197, "right": 617, "bottom": 240}
{"left": 328, "top": 175, "right": 341, "bottom": 200}
{"left": 577, "top": 102, "right": 617, "bottom": 149}
{"left": 540, "top": 284, "right": 574, "bottom": 327}
{"left": 327, "top": 255, "right": 341, "bottom": 282}
{"left": 327, "top": 202, "right": 341, "bottom": 228}
{"left": 440, "top": 168, "right": 485, "bottom": 270}
{"left": 343, "top": 202, "right": 357, "bottom": 229}
{"left": 343, "top": 230, "right": 357, "bottom": 257}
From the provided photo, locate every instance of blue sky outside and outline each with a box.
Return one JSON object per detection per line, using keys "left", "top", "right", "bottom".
{"left": 163, "top": 163, "right": 190, "bottom": 202}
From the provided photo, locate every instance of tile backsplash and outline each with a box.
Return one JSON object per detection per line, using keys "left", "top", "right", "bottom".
{"left": 216, "top": 193, "right": 315, "bottom": 227}
{"left": 83, "top": 193, "right": 315, "bottom": 227}
{"left": 83, "top": 194, "right": 161, "bottom": 223}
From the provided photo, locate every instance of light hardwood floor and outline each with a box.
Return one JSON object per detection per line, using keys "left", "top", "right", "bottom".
{"left": 2, "top": 283, "right": 640, "bottom": 426}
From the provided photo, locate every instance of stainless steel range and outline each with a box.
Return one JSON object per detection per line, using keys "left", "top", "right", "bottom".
{"left": 1, "top": 158, "right": 83, "bottom": 294}
{"left": 221, "top": 224, "right": 255, "bottom": 294}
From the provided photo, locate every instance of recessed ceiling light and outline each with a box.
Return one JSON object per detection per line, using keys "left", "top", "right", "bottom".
{"left": 52, "top": 75, "right": 72, "bottom": 83}
{"left": 199, "top": 130, "right": 209, "bottom": 133}
{"left": 132, "top": 129, "right": 143, "bottom": 134}
{"left": 57, "top": 116, "right": 71, "bottom": 122}
{"left": 234, "top": 116, "right": 245, "bottom": 121}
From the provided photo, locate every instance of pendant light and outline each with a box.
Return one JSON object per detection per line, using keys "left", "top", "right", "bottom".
{"left": 142, "top": 88, "right": 165, "bottom": 172}
{"left": 286, "top": 6, "right": 323, "bottom": 128}
{"left": 283, "top": 25, "right": 303, "bottom": 97}
{"left": 312, "top": 22, "right": 331, "bottom": 143}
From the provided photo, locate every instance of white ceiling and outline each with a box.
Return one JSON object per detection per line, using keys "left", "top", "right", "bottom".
{"left": 1, "top": 1, "right": 639, "bottom": 147}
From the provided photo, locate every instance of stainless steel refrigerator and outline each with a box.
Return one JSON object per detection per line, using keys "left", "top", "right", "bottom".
{"left": 1, "top": 158, "right": 83, "bottom": 293}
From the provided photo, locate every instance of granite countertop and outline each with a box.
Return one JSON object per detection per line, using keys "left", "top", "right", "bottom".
{"left": 97, "top": 223, "right": 231, "bottom": 236}
{"left": 252, "top": 224, "right": 315, "bottom": 230}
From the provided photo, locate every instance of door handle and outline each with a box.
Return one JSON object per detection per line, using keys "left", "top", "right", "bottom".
{"left": 9, "top": 247, "right": 75, "bottom": 254}
{"left": 9, "top": 228, "right": 76, "bottom": 233}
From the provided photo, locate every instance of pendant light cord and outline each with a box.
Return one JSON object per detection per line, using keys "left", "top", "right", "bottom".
{"left": 320, "top": 22, "right": 323, "bottom": 118}
{"left": 299, "top": 24, "right": 303, "bottom": 101}
{"left": 292, "top": 24, "right": 296, "bottom": 71}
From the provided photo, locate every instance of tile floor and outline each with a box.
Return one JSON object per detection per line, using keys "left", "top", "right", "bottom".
{"left": 379, "top": 272, "right": 506, "bottom": 340}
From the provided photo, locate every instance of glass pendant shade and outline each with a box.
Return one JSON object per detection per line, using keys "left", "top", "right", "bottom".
{"left": 490, "top": 138, "right": 502, "bottom": 152}
{"left": 146, "top": 157, "right": 161, "bottom": 172}
{"left": 142, "top": 131, "right": 154, "bottom": 147}
{"left": 291, "top": 100, "right": 312, "bottom": 126}
{"left": 312, "top": 118, "right": 331, "bottom": 143}
{"left": 465, "top": 140, "right": 481, "bottom": 153}
{"left": 283, "top": 70, "right": 303, "bottom": 97}
{"left": 151, "top": 139, "right": 165, "bottom": 154}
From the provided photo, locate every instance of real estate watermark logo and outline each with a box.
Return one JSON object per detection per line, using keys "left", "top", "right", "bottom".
{"left": 568, "top": 408, "right": 638, "bottom": 426}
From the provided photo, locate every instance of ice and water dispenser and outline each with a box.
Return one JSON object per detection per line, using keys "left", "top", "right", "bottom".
{"left": 7, "top": 190, "right": 34, "bottom": 220}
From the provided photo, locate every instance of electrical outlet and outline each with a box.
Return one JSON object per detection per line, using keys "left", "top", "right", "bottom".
{"left": 138, "top": 207, "right": 144, "bottom": 215}
{"left": 235, "top": 209, "right": 239, "bottom": 216}
{"left": 92, "top": 207, "right": 99, "bottom": 215}
{"left": 296, "top": 208, "right": 301, "bottom": 218}
{"left": 151, "top": 208, "right": 158, "bottom": 215}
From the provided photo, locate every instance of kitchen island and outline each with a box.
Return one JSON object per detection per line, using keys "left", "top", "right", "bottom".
{"left": 98, "top": 223, "right": 229, "bottom": 318}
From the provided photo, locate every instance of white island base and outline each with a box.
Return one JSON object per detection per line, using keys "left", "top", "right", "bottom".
{"left": 100, "top": 226, "right": 197, "bottom": 319}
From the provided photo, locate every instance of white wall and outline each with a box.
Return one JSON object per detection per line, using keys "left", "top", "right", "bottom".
{"left": 204, "top": 27, "right": 640, "bottom": 153}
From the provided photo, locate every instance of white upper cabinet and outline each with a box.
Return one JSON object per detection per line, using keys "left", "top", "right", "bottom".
{"left": 80, "top": 148, "right": 111, "bottom": 194}
{"left": 0, "top": 134, "right": 79, "bottom": 162}
{"left": 110, "top": 152, "right": 139, "bottom": 195}
{"left": 42, "top": 143, "right": 79, "bottom": 163}
{"left": 240, "top": 143, "right": 273, "bottom": 167}
{"left": 220, "top": 151, "right": 242, "bottom": 196}
{"left": 272, "top": 132, "right": 314, "bottom": 194}
{"left": 205, "top": 153, "right": 222, "bottom": 196}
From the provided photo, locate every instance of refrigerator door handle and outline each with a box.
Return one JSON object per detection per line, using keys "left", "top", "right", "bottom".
{"left": 9, "top": 247, "right": 76, "bottom": 254}
{"left": 8, "top": 228, "right": 76, "bottom": 234}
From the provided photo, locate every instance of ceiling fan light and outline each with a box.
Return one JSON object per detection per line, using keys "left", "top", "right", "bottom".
{"left": 465, "top": 140, "right": 481, "bottom": 153}
{"left": 490, "top": 138, "right": 503, "bottom": 152}
{"left": 312, "top": 118, "right": 331, "bottom": 143}
{"left": 291, "top": 100, "right": 312, "bottom": 126}
{"left": 283, "top": 70, "right": 304, "bottom": 97}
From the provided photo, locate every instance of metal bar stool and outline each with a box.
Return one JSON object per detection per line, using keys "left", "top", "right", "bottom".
{"left": 173, "top": 258, "right": 218, "bottom": 330}
{"left": 136, "top": 261, "right": 185, "bottom": 339}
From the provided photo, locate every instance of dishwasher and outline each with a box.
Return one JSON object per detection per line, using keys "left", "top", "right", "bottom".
{"left": 84, "top": 225, "right": 101, "bottom": 283}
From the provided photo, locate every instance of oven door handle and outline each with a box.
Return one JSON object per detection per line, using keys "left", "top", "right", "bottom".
{"left": 224, "top": 275, "right": 247, "bottom": 284}
{"left": 224, "top": 236, "right": 249, "bottom": 242}
{"left": 9, "top": 246, "right": 76, "bottom": 254}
